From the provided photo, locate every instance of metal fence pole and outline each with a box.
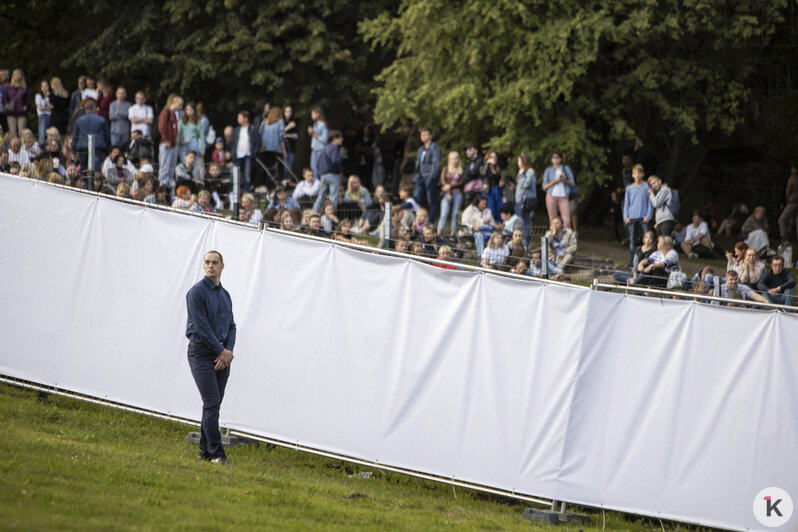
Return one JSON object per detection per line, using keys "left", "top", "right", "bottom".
{"left": 713, "top": 276, "right": 721, "bottom": 304}
{"left": 87, "top": 134, "right": 95, "bottom": 191}
{"left": 541, "top": 237, "right": 549, "bottom": 279}
{"left": 383, "top": 201, "right": 392, "bottom": 249}
{"left": 231, "top": 166, "right": 240, "bottom": 220}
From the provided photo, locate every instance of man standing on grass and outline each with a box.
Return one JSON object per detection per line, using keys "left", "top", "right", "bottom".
{"left": 186, "top": 251, "right": 236, "bottom": 465}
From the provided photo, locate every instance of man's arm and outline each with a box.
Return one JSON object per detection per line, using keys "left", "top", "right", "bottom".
{"left": 430, "top": 144, "right": 441, "bottom": 179}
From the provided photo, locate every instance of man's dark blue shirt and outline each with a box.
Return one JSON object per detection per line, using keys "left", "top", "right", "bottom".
{"left": 186, "top": 276, "right": 236, "bottom": 355}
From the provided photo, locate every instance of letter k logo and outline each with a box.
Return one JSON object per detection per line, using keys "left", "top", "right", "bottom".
{"left": 765, "top": 496, "right": 783, "bottom": 517}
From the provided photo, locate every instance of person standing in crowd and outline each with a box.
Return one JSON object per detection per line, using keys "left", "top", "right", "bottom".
{"left": 437, "top": 151, "right": 464, "bottom": 235}
{"left": 109, "top": 86, "right": 131, "bottom": 149}
{"left": 741, "top": 206, "right": 773, "bottom": 256}
{"left": 611, "top": 153, "right": 635, "bottom": 243}
{"left": 71, "top": 98, "right": 110, "bottom": 170}
{"left": 778, "top": 163, "right": 798, "bottom": 243}
{"left": 312, "top": 130, "right": 344, "bottom": 212}
{"left": 128, "top": 91, "right": 154, "bottom": 139}
{"left": 647, "top": 175, "right": 675, "bottom": 237}
{"left": 158, "top": 94, "right": 183, "bottom": 189}
{"left": 480, "top": 150, "right": 503, "bottom": 220}
{"left": 623, "top": 164, "right": 652, "bottom": 264}
{"left": 96, "top": 79, "right": 113, "bottom": 120}
{"left": 177, "top": 102, "right": 205, "bottom": 163}
{"left": 0, "top": 69, "right": 9, "bottom": 133}
{"left": 308, "top": 106, "right": 328, "bottom": 180}
{"left": 257, "top": 105, "right": 286, "bottom": 188}
{"left": 3, "top": 68, "right": 29, "bottom": 138}
{"left": 515, "top": 153, "right": 537, "bottom": 246}
{"left": 412, "top": 127, "right": 441, "bottom": 224}
{"left": 48, "top": 77, "right": 70, "bottom": 134}
{"left": 186, "top": 250, "right": 236, "bottom": 465}
{"left": 34, "top": 80, "right": 53, "bottom": 146}
{"left": 83, "top": 76, "right": 98, "bottom": 100}
{"left": 68, "top": 76, "right": 86, "bottom": 122}
{"left": 232, "top": 110, "right": 259, "bottom": 192}
{"left": 463, "top": 144, "right": 484, "bottom": 205}
{"left": 283, "top": 105, "right": 298, "bottom": 176}
{"left": 541, "top": 151, "right": 574, "bottom": 228}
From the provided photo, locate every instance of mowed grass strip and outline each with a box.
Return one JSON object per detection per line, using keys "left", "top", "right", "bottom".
{"left": 0, "top": 383, "right": 706, "bottom": 531}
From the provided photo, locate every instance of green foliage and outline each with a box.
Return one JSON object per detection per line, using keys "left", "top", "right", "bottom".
{"left": 0, "top": 383, "right": 680, "bottom": 531}
{"left": 1, "top": 0, "right": 397, "bottom": 122}
{"left": 362, "top": 1, "right": 789, "bottom": 190}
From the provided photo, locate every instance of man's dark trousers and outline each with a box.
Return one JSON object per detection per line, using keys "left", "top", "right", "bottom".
{"left": 187, "top": 342, "right": 229, "bottom": 459}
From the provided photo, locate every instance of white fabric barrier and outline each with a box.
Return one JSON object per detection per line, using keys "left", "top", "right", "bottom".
{"left": 0, "top": 174, "right": 795, "bottom": 531}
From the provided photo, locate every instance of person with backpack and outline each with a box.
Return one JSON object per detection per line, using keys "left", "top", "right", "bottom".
{"left": 312, "top": 130, "right": 344, "bottom": 213}
{"left": 647, "top": 175, "right": 676, "bottom": 237}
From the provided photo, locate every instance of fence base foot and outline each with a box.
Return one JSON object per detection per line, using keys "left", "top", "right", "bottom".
{"left": 522, "top": 507, "right": 590, "bottom": 526}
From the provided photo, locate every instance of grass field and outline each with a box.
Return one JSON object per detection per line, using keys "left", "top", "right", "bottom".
{"left": 0, "top": 383, "right": 713, "bottom": 531}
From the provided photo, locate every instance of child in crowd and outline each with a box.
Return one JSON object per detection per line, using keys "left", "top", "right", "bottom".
{"left": 412, "top": 207, "right": 429, "bottom": 238}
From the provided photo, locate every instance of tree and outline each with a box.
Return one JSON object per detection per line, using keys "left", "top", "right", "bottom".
{"left": 362, "top": 0, "right": 789, "bottom": 195}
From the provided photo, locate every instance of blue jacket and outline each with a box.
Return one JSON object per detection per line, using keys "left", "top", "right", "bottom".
{"left": 515, "top": 168, "right": 537, "bottom": 203}
{"left": 231, "top": 124, "right": 260, "bottom": 159}
{"left": 72, "top": 112, "right": 111, "bottom": 151}
{"left": 318, "top": 142, "right": 342, "bottom": 176}
{"left": 259, "top": 119, "right": 285, "bottom": 153}
{"left": 413, "top": 142, "right": 441, "bottom": 182}
{"left": 542, "top": 165, "right": 575, "bottom": 197}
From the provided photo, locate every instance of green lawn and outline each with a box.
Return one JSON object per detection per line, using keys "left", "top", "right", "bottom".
{"left": 0, "top": 383, "right": 713, "bottom": 531}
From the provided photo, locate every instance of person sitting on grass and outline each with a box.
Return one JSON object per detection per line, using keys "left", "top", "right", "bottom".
{"left": 459, "top": 195, "right": 494, "bottom": 256}
{"left": 320, "top": 201, "right": 338, "bottom": 237}
{"left": 613, "top": 229, "right": 657, "bottom": 285}
{"left": 544, "top": 216, "right": 577, "bottom": 271}
{"left": 737, "top": 246, "right": 766, "bottom": 289}
{"left": 499, "top": 203, "right": 523, "bottom": 237}
{"left": 756, "top": 256, "right": 795, "bottom": 305}
{"left": 634, "top": 235, "right": 680, "bottom": 288}
{"left": 681, "top": 210, "right": 714, "bottom": 259}
{"left": 721, "top": 270, "right": 768, "bottom": 306}
{"left": 238, "top": 192, "right": 263, "bottom": 225}
{"left": 507, "top": 228, "right": 527, "bottom": 263}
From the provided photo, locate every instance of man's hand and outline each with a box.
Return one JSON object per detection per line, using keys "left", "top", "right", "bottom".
{"left": 624, "top": 218, "right": 631, "bottom": 225}
{"left": 214, "top": 349, "right": 234, "bottom": 370}
{"left": 768, "top": 287, "right": 781, "bottom": 296}
{"left": 643, "top": 217, "right": 650, "bottom": 224}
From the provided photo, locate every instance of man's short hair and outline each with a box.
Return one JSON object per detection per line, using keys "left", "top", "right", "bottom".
{"left": 632, "top": 164, "right": 644, "bottom": 174}
{"left": 726, "top": 270, "right": 739, "bottom": 279}
{"left": 238, "top": 110, "right": 250, "bottom": 121}
{"left": 83, "top": 99, "right": 97, "bottom": 112}
{"left": 420, "top": 127, "right": 432, "bottom": 135}
{"left": 186, "top": 150, "right": 197, "bottom": 157}
{"left": 329, "top": 130, "right": 342, "bottom": 141}
{"left": 205, "top": 250, "right": 224, "bottom": 263}
{"left": 772, "top": 256, "right": 785, "bottom": 265}
{"left": 500, "top": 204, "right": 514, "bottom": 215}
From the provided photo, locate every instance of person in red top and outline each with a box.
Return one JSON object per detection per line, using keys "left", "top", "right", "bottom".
{"left": 433, "top": 245, "right": 458, "bottom": 270}
{"left": 158, "top": 93, "right": 183, "bottom": 189}
{"left": 96, "top": 79, "right": 114, "bottom": 121}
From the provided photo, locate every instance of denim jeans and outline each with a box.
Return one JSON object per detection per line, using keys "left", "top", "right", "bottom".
{"left": 234, "top": 156, "right": 253, "bottom": 192}
{"left": 437, "top": 190, "right": 463, "bottom": 233}
{"left": 313, "top": 172, "right": 341, "bottom": 212}
{"left": 514, "top": 201, "right": 535, "bottom": 247}
{"left": 625, "top": 219, "right": 649, "bottom": 264}
{"left": 37, "top": 113, "right": 50, "bottom": 146}
{"left": 111, "top": 133, "right": 130, "bottom": 151}
{"left": 764, "top": 288, "right": 794, "bottom": 306}
{"left": 187, "top": 343, "right": 230, "bottom": 460}
{"left": 310, "top": 149, "right": 323, "bottom": 180}
{"left": 413, "top": 177, "right": 440, "bottom": 224}
{"left": 473, "top": 231, "right": 486, "bottom": 256}
{"left": 159, "top": 143, "right": 178, "bottom": 189}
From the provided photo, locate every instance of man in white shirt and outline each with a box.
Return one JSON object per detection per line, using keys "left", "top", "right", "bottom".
{"left": 681, "top": 210, "right": 713, "bottom": 258}
{"left": 128, "top": 91, "right": 154, "bottom": 138}
{"left": 293, "top": 167, "right": 321, "bottom": 202}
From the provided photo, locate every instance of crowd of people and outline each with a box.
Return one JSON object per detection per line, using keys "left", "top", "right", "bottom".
{"left": 1, "top": 68, "right": 795, "bottom": 308}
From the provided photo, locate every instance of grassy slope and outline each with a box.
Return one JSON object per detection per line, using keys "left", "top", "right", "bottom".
{"left": 0, "top": 384, "right": 712, "bottom": 531}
